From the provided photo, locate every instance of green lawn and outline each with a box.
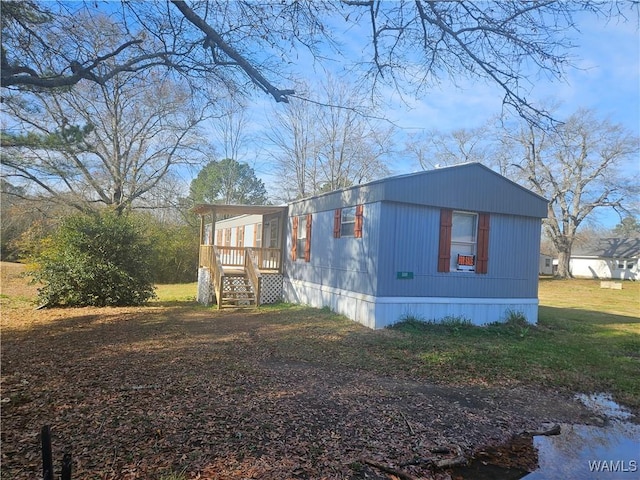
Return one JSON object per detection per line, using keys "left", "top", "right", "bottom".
{"left": 154, "top": 282, "right": 199, "bottom": 304}
{"left": 371, "top": 279, "right": 640, "bottom": 409}
{"left": 152, "top": 278, "right": 639, "bottom": 409}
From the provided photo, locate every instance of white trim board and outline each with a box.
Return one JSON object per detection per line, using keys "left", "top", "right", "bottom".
{"left": 283, "top": 277, "right": 538, "bottom": 329}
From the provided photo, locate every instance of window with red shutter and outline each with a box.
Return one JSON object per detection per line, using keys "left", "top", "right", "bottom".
{"left": 438, "top": 210, "right": 490, "bottom": 274}
{"left": 451, "top": 211, "right": 477, "bottom": 271}
{"left": 437, "top": 209, "right": 452, "bottom": 272}
{"left": 334, "top": 209, "right": 342, "bottom": 238}
{"left": 354, "top": 204, "right": 364, "bottom": 238}
{"left": 291, "top": 216, "right": 298, "bottom": 261}
{"left": 304, "top": 213, "right": 312, "bottom": 262}
{"left": 337, "top": 205, "right": 363, "bottom": 238}
{"left": 476, "top": 213, "right": 490, "bottom": 274}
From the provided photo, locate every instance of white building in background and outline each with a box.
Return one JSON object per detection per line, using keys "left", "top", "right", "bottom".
{"left": 570, "top": 237, "right": 639, "bottom": 280}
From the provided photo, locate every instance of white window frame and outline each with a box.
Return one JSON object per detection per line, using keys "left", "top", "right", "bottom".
{"left": 451, "top": 211, "right": 478, "bottom": 272}
{"left": 341, "top": 206, "right": 357, "bottom": 237}
{"left": 296, "top": 215, "right": 307, "bottom": 260}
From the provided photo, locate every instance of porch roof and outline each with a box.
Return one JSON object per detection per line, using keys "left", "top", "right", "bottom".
{"left": 192, "top": 204, "right": 287, "bottom": 216}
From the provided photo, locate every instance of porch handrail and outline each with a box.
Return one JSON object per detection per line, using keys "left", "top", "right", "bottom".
{"left": 211, "top": 246, "right": 225, "bottom": 310}
{"left": 245, "top": 248, "right": 262, "bottom": 306}
{"left": 216, "top": 246, "right": 245, "bottom": 267}
{"left": 255, "top": 247, "right": 282, "bottom": 271}
{"left": 203, "top": 245, "right": 282, "bottom": 272}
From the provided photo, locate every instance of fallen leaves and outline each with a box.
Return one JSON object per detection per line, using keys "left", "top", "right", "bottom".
{"left": 1, "top": 292, "right": 590, "bottom": 479}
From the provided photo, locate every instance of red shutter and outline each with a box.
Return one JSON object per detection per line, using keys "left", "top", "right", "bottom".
{"left": 291, "top": 216, "right": 298, "bottom": 261}
{"left": 334, "top": 209, "right": 342, "bottom": 238}
{"left": 354, "top": 204, "right": 364, "bottom": 238}
{"left": 216, "top": 229, "right": 222, "bottom": 245}
{"left": 237, "top": 225, "right": 244, "bottom": 247}
{"left": 476, "top": 213, "right": 490, "bottom": 274}
{"left": 437, "top": 209, "right": 452, "bottom": 273}
{"left": 304, "top": 213, "right": 312, "bottom": 262}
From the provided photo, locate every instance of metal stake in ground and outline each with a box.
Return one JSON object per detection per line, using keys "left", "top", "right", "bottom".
{"left": 41, "top": 425, "right": 54, "bottom": 480}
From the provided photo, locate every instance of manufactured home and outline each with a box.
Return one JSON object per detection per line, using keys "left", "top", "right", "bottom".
{"left": 569, "top": 237, "right": 639, "bottom": 280}
{"left": 194, "top": 163, "right": 548, "bottom": 328}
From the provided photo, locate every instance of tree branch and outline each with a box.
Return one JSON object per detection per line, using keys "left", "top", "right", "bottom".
{"left": 0, "top": 39, "right": 172, "bottom": 89}
{"left": 170, "top": 0, "right": 294, "bottom": 103}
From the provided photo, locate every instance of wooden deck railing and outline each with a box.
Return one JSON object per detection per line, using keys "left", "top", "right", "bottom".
{"left": 199, "top": 245, "right": 282, "bottom": 273}
{"left": 198, "top": 245, "right": 225, "bottom": 308}
{"left": 199, "top": 244, "right": 282, "bottom": 308}
{"left": 254, "top": 247, "right": 282, "bottom": 271}
{"left": 245, "top": 248, "right": 262, "bottom": 306}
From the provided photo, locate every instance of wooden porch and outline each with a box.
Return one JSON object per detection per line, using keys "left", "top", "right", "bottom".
{"left": 193, "top": 203, "right": 288, "bottom": 309}
{"left": 198, "top": 245, "right": 283, "bottom": 309}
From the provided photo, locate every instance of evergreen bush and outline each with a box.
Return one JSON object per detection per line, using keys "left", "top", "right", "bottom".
{"left": 29, "top": 212, "right": 156, "bottom": 307}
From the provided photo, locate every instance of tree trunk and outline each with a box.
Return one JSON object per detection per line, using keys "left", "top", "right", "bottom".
{"left": 556, "top": 250, "right": 572, "bottom": 278}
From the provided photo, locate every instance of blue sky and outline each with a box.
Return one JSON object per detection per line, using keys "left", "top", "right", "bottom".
{"left": 378, "top": 11, "right": 640, "bottom": 135}
{"left": 232, "top": 9, "right": 639, "bottom": 230}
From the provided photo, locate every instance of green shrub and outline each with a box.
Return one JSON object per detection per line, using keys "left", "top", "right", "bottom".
{"left": 141, "top": 215, "right": 199, "bottom": 284}
{"left": 29, "top": 212, "right": 156, "bottom": 307}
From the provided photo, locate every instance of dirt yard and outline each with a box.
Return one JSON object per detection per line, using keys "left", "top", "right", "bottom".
{"left": 1, "top": 262, "right": 599, "bottom": 479}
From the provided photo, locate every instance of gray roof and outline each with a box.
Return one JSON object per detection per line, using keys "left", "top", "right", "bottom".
{"left": 192, "top": 204, "right": 287, "bottom": 216}
{"left": 288, "top": 162, "right": 548, "bottom": 218}
{"left": 572, "top": 237, "right": 640, "bottom": 259}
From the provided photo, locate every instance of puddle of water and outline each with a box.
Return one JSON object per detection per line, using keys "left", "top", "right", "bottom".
{"left": 576, "top": 393, "right": 635, "bottom": 421}
{"left": 523, "top": 394, "right": 639, "bottom": 479}
{"left": 452, "top": 393, "right": 640, "bottom": 480}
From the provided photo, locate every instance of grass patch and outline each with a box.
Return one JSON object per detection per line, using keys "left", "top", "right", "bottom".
{"left": 153, "top": 282, "right": 198, "bottom": 305}
{"left": 384, "top": 279, "right": 639, "bottom": 408}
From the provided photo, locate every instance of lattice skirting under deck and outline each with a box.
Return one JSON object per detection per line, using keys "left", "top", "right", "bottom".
{"left": 260, "top": 274, "right": 283, "bottom": 304}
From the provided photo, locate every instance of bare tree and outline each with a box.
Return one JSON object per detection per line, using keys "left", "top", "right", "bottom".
{"left": 507, "top": 109, "right": 639, "bottom": 277}
{"left": 265, "top": 88, "right": 321, "bottom": 200}
{"left": 266, "top": 78, "right": 394, "bottom": 200}
{"left": 406, "top": 126, "right": 492, "bottom": 170}
{"left": 1, "top": 13, "right": 210, "bottom": 215}
{"left": 3, "top": 1, "right": 634, "bottom": 124}
{"left": 212, "top": 95, "right": 251, "bottom": 163}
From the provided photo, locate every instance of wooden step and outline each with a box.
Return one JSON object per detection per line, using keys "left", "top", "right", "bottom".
{"left": 217, "top": 273, "right": 257, "bottom": 309}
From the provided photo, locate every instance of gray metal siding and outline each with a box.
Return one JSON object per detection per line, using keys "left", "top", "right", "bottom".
{"left": 380, "top": 164, "right": 547, "bottom": 218}
{"left": 287, "top": 163, "right": 547, "bottom": 219}
{"left": 377, "top": 202, "right": 541, "bottom": 299}
{"left": 284, "top": 203, "right": 381, "bottom": 296}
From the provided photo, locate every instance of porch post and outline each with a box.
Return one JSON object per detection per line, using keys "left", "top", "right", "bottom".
{"left": 210, "top": 210, "right": 216, "bottom": 244}
{"left": 278, "top": 208, "right": 287, "bottom": 273}
{"left": 199, "top": 215, "right": 205, "bottom": 266}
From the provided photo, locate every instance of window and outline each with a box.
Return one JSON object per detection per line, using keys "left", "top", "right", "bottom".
{"left": 237, "top": 225, "right": 244, "bottom": 247}
{"left": 291, "top": 214, "right": 312, "bottom": 262}
{"left": 545, "top": 258, "right": 551, "bottom": 268}
{"left": 268, "top": 219, "right": 278, "bottom": 248}
{"left": 255, "top": 223, "right": 262, "bottom": 248}
{"left": 334, "top": 205, "right": 364, "bottom": 238}
{"left": 627, "top": 262, "right": 635, "bottom": 270}
{"left": 341, "top": 207, "right": 356, "bottom": 237}
{"left": 451, "top": 212, "right": 477, "bottom": 271}
{"left": 297, "top": 216, "right": 307, "bottom": 260}
{"left": 438, "top": 209, "right": 489, "bottom": 274}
